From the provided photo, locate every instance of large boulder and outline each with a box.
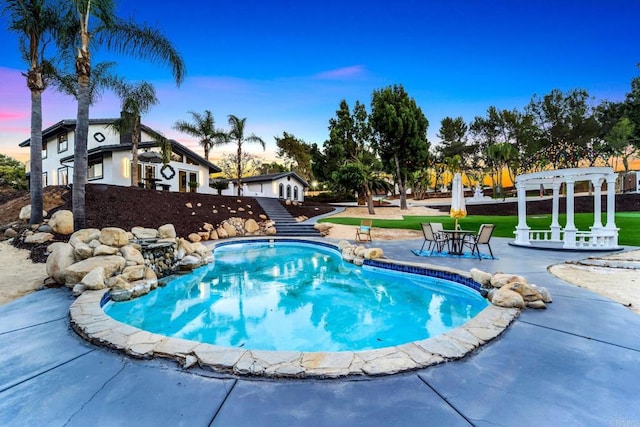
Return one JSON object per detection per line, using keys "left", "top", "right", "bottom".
{"left": 46, "top": 242, "right": 75, "bottom": 284}
{"left": 24, "top": 232, "right": 54, "bottom": 244}
{"left": 62, "top": 255, "right": 126, "bottom": 285}
{"left": 81, "top": 266, "right": 106, "bottom": 290}
{"left": 94, "top": 245, "right": 120, "bottom": 256}
{"left": 470, "top": 268, "right": 492, "bottom": 286}
{"left": 244, "top": 218, "right": 260, "bottom": 233}
{"left": 222, "top": 222, "right": 237, "bottom": 237}
{"left": 69, "top": 228, "right": 101, "bottom": 247}
{"left": 19, "top": 205, "right": 47, "bottom": 221}
{"left": 131, "top": 227, "right": 158, "bottom": 240}
{"left": 158, "top": 224, "right": 176, "bottom": 239}
{"left": 120, "top": 245, "right": 145, "bottom": 265}
{"left": 73, "top": 242, "right": 94, "bottom": 260}
{"left": 489, "top": 273, "right": 526, "bottom": 288}
{"left": 99, "top": 227, "right": 129, "bottom": 247}
{"left": 491, "top": 287, "right": 525, "bottom": 309}
{"left": 49, "top": 210, "right": 74, "bottom": 235}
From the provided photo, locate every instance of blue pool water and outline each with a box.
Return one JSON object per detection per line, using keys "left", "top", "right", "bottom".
{"left": 105, "top": 241, "right": 488, "bottom": 352}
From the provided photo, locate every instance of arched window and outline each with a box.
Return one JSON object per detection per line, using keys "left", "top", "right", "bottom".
{"left": 293, "top": 186, "right": 299, "bottom": 201}
{"left": 279, "top": 183, "right": 284, "bottom": 198}
{"left": 286, "top": 185, "right": 291, "bottom": 199}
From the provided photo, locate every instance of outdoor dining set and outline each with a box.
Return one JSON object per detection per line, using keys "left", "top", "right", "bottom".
{"left": 419, "top": 222, "right": 495, "bottom": 260}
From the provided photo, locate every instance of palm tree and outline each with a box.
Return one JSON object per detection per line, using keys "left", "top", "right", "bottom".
{"left": 111, "top": 81, "right": 158, "bottom": 187}
{"left": 226, "top": 115, "right": 265, "bottom": 196}
{"left": 173, "top": 110, "right": 227, "bottom": 160}
{"left": 4, "top": 0, "right": 59, "bottom": 225}
{"left": 62, "top": 0, "right": 185, "bottom": 229}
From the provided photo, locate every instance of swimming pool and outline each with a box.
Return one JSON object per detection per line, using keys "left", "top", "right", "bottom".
{"left": 105, "top": 240, "right": 488, "bottom": 352}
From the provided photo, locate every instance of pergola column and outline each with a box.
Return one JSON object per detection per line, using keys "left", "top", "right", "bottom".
{"left": 550, "top": 182, "right": 562, "bottom": 240}
{"left": 591, "top": 178, "right": 604, "bottom": 232}
{"left": 563, "top": 176, "right": 576, "bottom": 248}
{"left": 605, "top": 174, "right": 617, "bottom": 230}
{"left": 514, "top": 180, "right": 530, "bottom": 245}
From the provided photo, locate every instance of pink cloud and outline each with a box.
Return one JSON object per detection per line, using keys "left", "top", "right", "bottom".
{"left": 313, "top": 65, "right": 366, "bottom": 80}
{"left": 0, "top": 111, "right": 27, "bottom": 121}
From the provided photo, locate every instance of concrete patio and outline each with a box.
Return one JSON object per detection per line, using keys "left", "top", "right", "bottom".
{"left": 1, "top": 237, "right": 639, "bottom": 426}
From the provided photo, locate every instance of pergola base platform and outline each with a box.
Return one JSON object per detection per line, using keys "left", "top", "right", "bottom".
{"left": 509, "top": 241, "right": 623, "bottom": 252}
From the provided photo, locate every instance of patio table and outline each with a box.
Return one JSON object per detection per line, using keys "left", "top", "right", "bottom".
{"left": 441, "top": 229, "right": 476, "bottom": 255}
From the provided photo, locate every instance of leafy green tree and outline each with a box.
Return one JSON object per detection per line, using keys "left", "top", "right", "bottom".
{"left": 370, "top": 84, "right": 429, "bottom": 210}
{"left": 173, "top": 110, "right": 227, "bottom": 161}
{"left": 0, "top": 154, "right": 28, "bottom": 190}
{"left": 258, "top": 161, "right": 288, "bottom": 174}
{"left": 60, "top": 0, "right": 185, "bottom": 229}
{"left": 605, "top": 117, "right": 636, "bottom": 172}
{"left": 436, "top": 116, "right": 470, "bottom": 166}
{"left": 110, "top": 81, "right": 158, "bottom": 187}
{"left": 274, "top": 132, "right": 313, "bottom": 181}
{"left": 4, "top": 0, "right": 61, "bottom": 223}
{"left": 331, "top": 161, "right": 391, "bottom": 214}
{"left": 218, "top": 152, "right": 261, "bottom": 183}
{"left": 316, "top": 100, "right": 374, "bottom": 183}
{"left": 525, "top": 89, "right": 599, "bottom": 169}
{"left": 622, "top": 69, "right": 640, "bottom": 143}
{"left": 226, "top": 115, "right": 265, "bottom": 196}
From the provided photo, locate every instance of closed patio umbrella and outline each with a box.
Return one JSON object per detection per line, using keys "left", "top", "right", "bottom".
{"left": 138, "top": 151, "right": 163, "bottom": 163}
{"left": 450, "top": 172, "right": 467, "bottom": 229}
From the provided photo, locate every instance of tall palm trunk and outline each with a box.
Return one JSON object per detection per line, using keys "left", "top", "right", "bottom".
{"left": 27, "top": 70, "right": 44, "bottom": 224}
{"left": 236, "top": 144, "right": 242, "bottom": 196}
{"left": 131, "top": 114, "right": 140, "bottom": 187}
{"left": 364, "top": 182, "right": 376, "bottom": 215}
{"left": 73, "top": 44, "right": 91, "bottom": 230}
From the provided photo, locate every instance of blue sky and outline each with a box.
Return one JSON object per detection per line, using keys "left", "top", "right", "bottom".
{"left": 1, "top": 0, "right": 639, "bottom": 163}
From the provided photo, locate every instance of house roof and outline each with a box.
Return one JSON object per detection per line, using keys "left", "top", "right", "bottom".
{"left": 20, "top": 118, "right": 221, "bottom": 173}
{"left": 241, "top": 172, "right": 309, "bottom": 188}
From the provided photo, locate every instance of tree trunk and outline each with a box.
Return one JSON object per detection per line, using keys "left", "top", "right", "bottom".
{"left": 236, "top": 144, "right": 242, "bottom": 196}
{"left": 204, "top": 144, "right": 209, "bottom": 161}
{"left": 364, "top": 182, "right": 376, "bottom": 215}
{"left": 73, "top": 53, "right": 91, "bottom": 230}
{"left": 394, "top": 155, "right": 408, "bottom": 210}
{"left": 131, "top": 115, "right": 140, "bottom": 187}
{"left": 28, "top": 71, "right": 44, "bottom": 225}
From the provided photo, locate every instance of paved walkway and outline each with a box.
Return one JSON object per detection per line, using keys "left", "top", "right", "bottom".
{"left": 1, "top": 238, "right": 639, "bottom": 426}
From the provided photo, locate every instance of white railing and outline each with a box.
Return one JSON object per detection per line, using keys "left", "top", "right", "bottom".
{"left": 574, "top": 232, "right": 617, "bottom": 248}
{"left": 527, "top": 230, "right": 559, "bottom": 242}
{"left": 527, "top": 229, "right": 617, "bottom": 249}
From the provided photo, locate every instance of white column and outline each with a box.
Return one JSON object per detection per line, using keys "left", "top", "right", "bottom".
{"left": 563, "top": 177, "right": 576, "bottom": 248}
{"left": 591, "top": 178, "right": 603, "bottom": 232}
{"left": 550, "top": 182, "right": 562, "bottom": 240}
{"left": 514, "top": 180, "right": 530, "bottom": 245}
{"left": 605, "top": 173, "right": 619, "bottom": 247}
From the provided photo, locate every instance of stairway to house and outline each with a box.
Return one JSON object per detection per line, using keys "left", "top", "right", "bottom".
{"left": 255, "top": 197, "right": 321, "bottom": 237}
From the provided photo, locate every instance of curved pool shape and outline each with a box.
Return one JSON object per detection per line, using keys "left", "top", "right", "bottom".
{"left": 105, "top": 241, "right": 488, "bottom": 352}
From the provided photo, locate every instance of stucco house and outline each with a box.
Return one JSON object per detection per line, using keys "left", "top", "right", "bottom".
{"left": 20, "top": 116, "right": 221, "bottom": 193}
{"left": 227, "top": 172, "right": 309, "bottom": 202}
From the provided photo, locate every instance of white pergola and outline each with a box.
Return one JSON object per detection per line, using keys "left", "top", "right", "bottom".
{"left": 513, "top": 167, "right": 620, "bottom": 250}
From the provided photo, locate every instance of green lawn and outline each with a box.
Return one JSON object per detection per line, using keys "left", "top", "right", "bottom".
{"left": 319, "top": 212, "right": 640, "bottom": 247}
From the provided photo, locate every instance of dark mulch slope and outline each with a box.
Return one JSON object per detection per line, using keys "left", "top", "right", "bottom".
{"left": 80, "top": 184, "right": 268, "bottom": 237}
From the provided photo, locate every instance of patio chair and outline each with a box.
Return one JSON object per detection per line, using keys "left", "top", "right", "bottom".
{"left": 463, "top": 224, "right": 495, "bottom": 260}
{"left": 355, "top": 219, "right": 373, "bottom": 242}
{"left": 420, "top": 223, "right": 449, "bottom": 254}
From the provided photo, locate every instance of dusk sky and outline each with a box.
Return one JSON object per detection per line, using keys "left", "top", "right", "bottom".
{"left": 1, "top": 0, "right": 639, "bottom": 163}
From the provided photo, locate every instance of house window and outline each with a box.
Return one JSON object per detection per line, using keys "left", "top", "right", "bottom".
{"left": 42, "top": 172, "right": 48, "bottom": 187}
{"left": 42, "top": 143, "right": 47, "bottom": 159}
{"left": 279, "top": 183, "right": 284, "bottom": 198}
{"left": 87, "top": 156, "right": 103, "bottom": 180}
{"left": 293, "top": 186, "right": 299, "bottom": 200}
{"left": 286, "top": 185, "right": 291, "bottom": 199}
{"left": 57, "top": 167, "right": 69, "bottom": 186}
{"left": 57, "top": 134, "right": 68, "bottom": 153}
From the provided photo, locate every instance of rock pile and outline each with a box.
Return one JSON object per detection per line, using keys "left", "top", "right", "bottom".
{"left": 186, "top": 217, "right": 276, "bottom": 243}
{"left": 45, "top": 219, "right": 213, "bottom": 302}
{"left": 470, "top": 268, "right": 553, "bottom": 309}
{"left": 337, "top": 240, "right": 385, "bottom": 266}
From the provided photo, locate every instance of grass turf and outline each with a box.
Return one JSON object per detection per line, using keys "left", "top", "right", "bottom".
{"left": 319, "top": 212, "right": 640, "bottom": 247}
